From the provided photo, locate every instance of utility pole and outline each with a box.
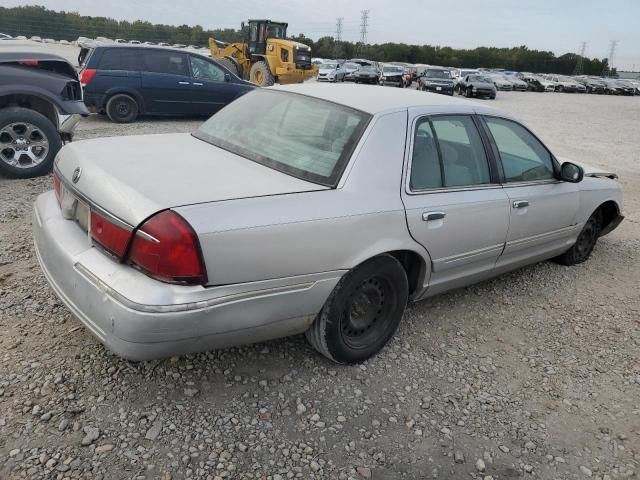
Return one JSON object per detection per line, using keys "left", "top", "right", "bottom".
{"left": 603, "top": 40, "right": 618, "bottom": 76}
{"left": 573, "top": 41, "right": 586, "bottom": 75}
{"left": 334, "top": 17, "right": 343, "bottom": 58}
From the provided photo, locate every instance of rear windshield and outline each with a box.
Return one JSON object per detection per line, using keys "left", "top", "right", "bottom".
{"left": 193, "top": 89, "right": 371, "bottom": 187}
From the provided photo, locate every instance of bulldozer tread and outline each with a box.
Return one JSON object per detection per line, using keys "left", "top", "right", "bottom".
{"left": 218, "top": 57, "right": 241, "bottom": 77}
{"left": 249, "top": 61, "right": 275, "bottom": 87}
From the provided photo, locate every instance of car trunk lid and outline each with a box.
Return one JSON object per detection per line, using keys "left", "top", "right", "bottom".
{"left": 55, "top": 133, "right": 329, "bottom": 227}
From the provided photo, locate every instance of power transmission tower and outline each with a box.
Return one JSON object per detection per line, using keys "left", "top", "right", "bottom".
{"left": 573, "top": 41, "right": 586, "bottom": 75}
{"left": 359, "top": 10, "right": 369, "bottom": 45}
{"left": 603, "top": 40, "right": 618, "bottom": 76}
{"left": 334, "top": 17, "right": 343, "bottom": 58}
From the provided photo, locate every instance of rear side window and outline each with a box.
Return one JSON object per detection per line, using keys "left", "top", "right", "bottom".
{"left": 143, "top": 51, "right": 189, "bottom": 76}
{"left": 98, "top": 48, "right": 141, "bottom": 71}
{"left": 411, "top": 115, "right": 491, "bottom": 190}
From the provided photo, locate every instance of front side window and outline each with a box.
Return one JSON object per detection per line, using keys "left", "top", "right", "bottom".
{"left": 190, "top": 56, "right": 225, "bottom": 81}
{"left": 194, "top": 89, "right": 371, "bottom": 187}
{"left": 411, "top": 115, "right": 491, "bottom": 190}
{"left": 484, "top": 117, "right": 555, "bottom": 182}
{"left": 144, "top": 51, "right": 188, "bottom": 76}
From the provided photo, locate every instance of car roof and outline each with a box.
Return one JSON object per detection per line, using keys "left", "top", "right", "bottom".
{"left": 274, "top": 83, "right": 508, "bottom": 117}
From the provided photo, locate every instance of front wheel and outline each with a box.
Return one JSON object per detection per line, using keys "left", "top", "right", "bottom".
{"left": 249, "top": 61, "right": 275, "bottom": 87}
{"left": 305, "top": 255, "right": 409, "bottom": 364}
{"left": 554, "top": 210, "right": 602, "bottom": 266}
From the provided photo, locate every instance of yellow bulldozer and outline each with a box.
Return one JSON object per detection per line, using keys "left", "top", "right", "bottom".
{"left": 209, "top": 19, "right": 318, "bottom": 87}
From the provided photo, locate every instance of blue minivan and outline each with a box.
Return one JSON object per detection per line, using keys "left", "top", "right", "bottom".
{"left": 80, "top": 45, "right": 255, "bottom": 123}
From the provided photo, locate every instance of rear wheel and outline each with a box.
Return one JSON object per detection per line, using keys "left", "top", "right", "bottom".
{"left": 106, "top": 94, "right": 138, "bottom": 123}
{"left": 249, "top": 61, "right": 275, "bottom": 87}
{"left": 554, "top": 210, "right": 602, "bottom": 266}
{"left": 305, "top": 255, "right": 408, "bottom": 364}
{"left": 0, "top": 107, "right": 61, "bottom": 178}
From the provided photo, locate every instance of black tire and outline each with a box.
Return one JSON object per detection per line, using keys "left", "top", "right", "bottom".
{"left": 465, "top": 87, "right": 472, "bottom": 97}
{"left": 0, "top": 107, "right": 62, "bottom": 178}
{"left": 249, "top": 61, "right": 275, "bottom": 87}
{"left": 106, "top": 94, "right": 138, "bottom": 123}
{"left": 218, "top": 57, "right": 241, "bottom": 77}
{"left": 305, "top": 255, "right": 409, "bottom": 364}
{"left": 554, "top": 210, "right": 602, "bottom": 266}
{"left": 490, "top": 94, "right": 496, "bottom": 99}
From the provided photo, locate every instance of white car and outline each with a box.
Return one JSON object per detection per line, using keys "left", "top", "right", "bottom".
{"left": 33, "top": 85, "right": 623, "bottom": 363}
{"left": 0, "top": 33, "right": 12, "bottom": 40}
{"left": 317, "top": 62, "right": 346, "bottom": 82}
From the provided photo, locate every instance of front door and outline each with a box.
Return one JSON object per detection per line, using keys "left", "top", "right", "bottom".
{"left": 401, "top": 113, "right": 510, "bottom": 296}
{"left": 480, "top": 116, "right": 580, "bottom": 269}
{"left": 140, "top": 50, "right": 193, "bottom": 114}
{"left": 188, "top": 56, "right": 243, "bottom": 116}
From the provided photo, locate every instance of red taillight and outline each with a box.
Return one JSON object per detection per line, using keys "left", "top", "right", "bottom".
{"left": 128, "top": 210, "right": 207, "bottom": 285}
{"left": 79, "top": 68, "right": 97, "bottom": 86}
{"left": 53, "top": 172, "right": 62, "bottom": 206}
{"left": 19, "top": 59, "right": 39, "bottom": 66}
{"left": 90, "top": 210, "right": 132, "bottom": 258}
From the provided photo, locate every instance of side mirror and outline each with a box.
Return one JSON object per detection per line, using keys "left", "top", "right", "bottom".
{"left": 224, "top": 73, "right": 231, "bottom": 82}
{"left": 560, "top": 162, "right": 584, "bottom": 183}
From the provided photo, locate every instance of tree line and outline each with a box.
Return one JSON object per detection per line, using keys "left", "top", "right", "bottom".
{"left": 0, "top": 5, "right": 608, "bottom": 75}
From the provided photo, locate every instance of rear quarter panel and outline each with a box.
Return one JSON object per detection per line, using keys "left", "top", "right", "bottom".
{"left": 175, "top": 110, "right": 432, "bottom": 286}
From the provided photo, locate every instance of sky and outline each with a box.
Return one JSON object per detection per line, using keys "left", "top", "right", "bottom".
{"left": 4, "top": 0, "right": 639, "bottom": 70}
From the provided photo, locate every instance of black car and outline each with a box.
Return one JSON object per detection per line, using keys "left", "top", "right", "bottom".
{"left": 575, "top": 77, "right": 606, "bottom": 94}
{"left": 0, "top": 49, "right": 88, "bottom": 178}
{"left": 457, "top": 74, "right": 496, "bottom": 99}
{"left": 353, "top": 65, "right": 380, "bottom": 84}
{"left": 81, "top": 45, "right": 255, "bottom": 123}
{"left": 417, "top": 68, "right": 455, "bottom": 96}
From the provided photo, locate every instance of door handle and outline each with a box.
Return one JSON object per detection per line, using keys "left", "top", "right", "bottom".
{"left": 422, "top": 212, "right": 446, "bottom": 222}
{"left": 178, "top": 81, "right": 190, "bottom": 85}
{"left": 193, "top": 82, "right": 203, "bottom": 86}
{"left": 513, "top": 200, "right": 529, "bottom": 209}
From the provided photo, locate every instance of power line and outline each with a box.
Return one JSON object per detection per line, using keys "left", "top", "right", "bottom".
{"left": 359, "top": 10, "right": 369, "bottom": 44}
{"left": 573, "top": 41, "right": 586, "bottom": 75}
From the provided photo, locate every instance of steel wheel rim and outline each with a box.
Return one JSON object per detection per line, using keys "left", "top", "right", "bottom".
{"left": 0, "top": 122, "right": 50, "bottom": 168}
{"left": 341, "top": 276, "right": 394, "bottom": 350}
{"left": 116, "top": 101, "right": 130, "bottom": 117}
{"left": 576, "top": 218, "right": 597, "bottom": 259}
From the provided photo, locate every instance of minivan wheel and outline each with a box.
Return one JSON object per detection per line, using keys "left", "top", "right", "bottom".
{"left": 106, "top": 94, "right": 139, "bottom": 123}
{"left": 553, "top": 210, "right": 602, "bottom": 266}
{"left": 0, "top": 107, "right": 61, "bottom": 178}
{"left": 305, "top": 254, "right": 408, "bottom": 364}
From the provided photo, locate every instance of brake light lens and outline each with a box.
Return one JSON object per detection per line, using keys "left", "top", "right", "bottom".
{"left": 128, "top": 210, "right": 207, "bottom": 285}
{"left": 90, "top": 210, "right": 132, "bottom": 258}
{"left": 53, "top": 171, "right": 62, "bottom": 206}
{"left": 79, "top": 68, "right": 97, "bottom": 86}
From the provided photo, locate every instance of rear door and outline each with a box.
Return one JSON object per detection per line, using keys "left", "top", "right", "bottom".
{"left": 188, "top": 55, "right": 247, "bottom": 115}
{"left": 140, "top": 50, "right": 193, "bottom": 114}
{"left": 401, "top": 112, "right": 510, "bottom": 296}
{"left": 88, "top": 48, "right": 141, "bottom": 98}
{"left": 480, "top": 115, "right": 580, "bottom": 268}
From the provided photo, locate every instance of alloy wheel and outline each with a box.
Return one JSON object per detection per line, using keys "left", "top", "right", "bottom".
{"left": 0, "top": 122, "right": 50, "bottom": 168}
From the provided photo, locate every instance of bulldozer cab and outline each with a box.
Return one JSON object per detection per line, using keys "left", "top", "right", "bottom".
{"left": 247, "top": 20, "right": 288, "bottom": 55}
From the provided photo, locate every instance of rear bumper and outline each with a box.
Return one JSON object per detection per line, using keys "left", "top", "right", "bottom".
{"left": 33, "top": 191, "right": 342, "bottom": 361}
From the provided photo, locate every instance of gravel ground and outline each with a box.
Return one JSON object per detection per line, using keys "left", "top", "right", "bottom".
{"left": 1, "top": 91, "right": 639, "bottom": 480}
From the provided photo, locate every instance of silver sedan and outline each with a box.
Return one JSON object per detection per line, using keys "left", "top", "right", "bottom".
{"left": 33, "top": 84, "right": 624, "bottom": 363}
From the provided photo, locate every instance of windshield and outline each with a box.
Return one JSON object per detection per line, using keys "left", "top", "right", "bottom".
{"left": 383, "top": 66, "right": 403, "bottom": 73}
{"left": 321, "top": 63, "right": 337, "bottom": 69}
{"left": 266, "top": 23, "right": 286, "bottom": 39}
{"left": 194, "top": 90, "right": 371, "bottom": 187}
{"left": 343, "top": 63, "right": 359, "bottom": 70}
{"left": 425, "top": 69, "right": 451, "bottom": 79}
{"left": 360, "top": 65, "right": 377, "bottom": 72}
{"left": 468, "top": 75, "right": 490, "bottom": 82}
